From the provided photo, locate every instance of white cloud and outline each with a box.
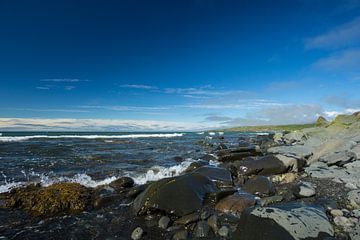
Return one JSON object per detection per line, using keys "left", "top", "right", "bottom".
{"left": 305, "top": 16, "right": 360, "bottom": 49}
{"left": 64, "top": 86, "right": 76, "bottom": 90}
{"left": 213, "top": 104, "right": 324, "bottom": 127}
{"left": 119, "top": 84, "right": 157, "bottom": 90}
{"left": 36, "top": 86, "right": 50, "bottom": 90}
{"left": 313, "top": 48, "right": 360, "bottom": 71}
{"left": 41, "top": 78, "right": 87, "bottom": 82}
{"left": 0, "top": 118, "right": 211, "bottom": 131}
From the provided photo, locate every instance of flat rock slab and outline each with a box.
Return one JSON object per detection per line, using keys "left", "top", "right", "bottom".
{"left": 233, "top": 203, "right": 334, "bottom": 240}
{"left": 267, "top": 145, "right": 313, "bottom": 159}
{"left": 235, "top": 155, "right": 288, "bottom": 176}
{"left": 133, "top": 172, "right": 218, "bottom": 216}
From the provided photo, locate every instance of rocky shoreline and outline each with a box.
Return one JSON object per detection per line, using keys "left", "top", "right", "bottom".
{"left": 1, "top": 113, "right": 360, "bottom": 239}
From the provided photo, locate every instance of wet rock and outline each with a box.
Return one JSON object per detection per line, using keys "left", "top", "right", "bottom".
{"left": 243, "top": 176, "right": 274, "bottom": 196}
{"left": 217, "top": 143, "right": 228, "bottom": 151}
{"left": 173, "top": 230, "right": 188, "bottom": 240}
{"left": 185, "top": 160, "right": 209, "bottom": 172}
{"left": 109, "top": 177, "right": 134, "bottom": 190}
{"left": 217, "top": 146, "right": 261, "bottom": 162}
{"left": 144, "top": 214, "right": 158, "bottom": 227}
{"left": 215, "top": 193, "right": 256, "bottom": 216}
{"left": 193, "top": 166, "right": 233, "bottom": 188}
{"left": 259, "top": 195, "right": 283, "bottom": 207}
{"left": 4, "top": 183, "right": 91, "bottom": 217}
{"left": 194, "top": 221, "right": 210, "bottom": 238}
{"left": 175, "top": 212, "right": 199, "bottom": 225}
{"left": 207, "top": 214, "right": 219, "bottom": 233}
{"left": 174, "top": 156, "right": 184, "bottom": 162}
{"left": 131, "top": 227, "right": 144, "bottom": 240}
{"left": 233, "top": 203, "right": 334, "bottom": 240}
{"left": 348, "top": 190, "right": 360, "bottom": 209}
{"left": 293, "top": 181, "right": 316, "bottom": 198}
{"left": 200, "top": 209, "right": 211, "bottom": 220}
{"left": 201, "top": 154, "right": 217, "bottom": 162}
{"left": 218, "top": 226, "right": 229, "bottom": 237}
{"left": 93, "top": 193, "right": 120, "bottom": 209}
{"left": 133, "top": 172, "right": 218, "bottom": 216}
{"left": 126, "top": 184, "right": 149, "bottom": 198}
{"left": 159, "top": 216, "right": 171, "bottom": 229}
{"left": 206, "top": 188, "right": 237, "bottom": 204}
{"left": 319, "top": 150, "right": 356, "bottom": 167}
{"left": 234, "top": 155, "right": 288, "bottom": 176}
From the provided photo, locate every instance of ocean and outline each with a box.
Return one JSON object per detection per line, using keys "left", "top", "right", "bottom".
{"left": 0, "top": 131, "right": 259, "bottom": 193}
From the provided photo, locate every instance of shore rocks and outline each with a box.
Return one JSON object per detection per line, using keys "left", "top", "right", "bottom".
{"left": 242, "top": 176, "right": 274, "bottom": 196}
{"left": 133, "top": 172, "right": 218, "bottom": 216}
{"left": 234, "top": 203, "right": 334, "bottom": 240}
{"left": 159, "top": 216, "right": 171, "bottom": 229}
{"left": 234, "top": 155, "right": 288, "bottom": 176}
{"left": 293, "top": 181, "right": 316, "bottom": 198}
{"left": 194, "top": 221, "right": 211, "bottom": 238}
{"left": 193, "top": 166, "right": 233, "bottom": 188}
{"left": 109, "top": 177, "right": 134, "bottom": 190}
{"left": 217, "top": 146, "right": 261, "bottom": 162}
{"left": 215, "top": 193, "right": 256, "bottom": 216}
{"left": 4, "top": 183, "right": 91, "bottom": 217}
{"left": 319, "top": 150, "right": 356, "bottom": 166}
{"left": 131, "top": 227, "right": 144, "bottom": 240}
{"left": 348, "top": 190, "right": 360, "bottom": 209}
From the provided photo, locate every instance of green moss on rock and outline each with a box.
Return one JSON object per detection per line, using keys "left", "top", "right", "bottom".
{"left": 3, "top": 182, "right": 91, "bottom": 217}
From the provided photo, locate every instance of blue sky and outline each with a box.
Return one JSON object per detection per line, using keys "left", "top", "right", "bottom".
{"left": 1, "top": 0, "right": 360, "bottom": 131}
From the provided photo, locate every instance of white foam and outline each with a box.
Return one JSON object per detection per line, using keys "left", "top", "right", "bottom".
{"left": 128, "top": 159, "right": 195, "bottom": 185}
{"left": 208, "top": 132, "right": 216, "bottom": 136}
{"left": 0, "top": 159, "right": 198, "bottom": 193}
{"left": 0, "top": 181, "right": 25, "bottom": 193}
{"left": 0, "top": 133, "right": 184, "bottom": 142}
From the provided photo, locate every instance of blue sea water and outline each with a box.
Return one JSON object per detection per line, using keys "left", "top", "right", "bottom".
{"left": 0, "top": 131, "right": 256, "bottom": 193}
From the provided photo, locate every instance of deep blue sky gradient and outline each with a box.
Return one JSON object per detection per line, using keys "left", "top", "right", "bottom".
{"left": 1, "top": 0, "right": 360, "bottom": 130}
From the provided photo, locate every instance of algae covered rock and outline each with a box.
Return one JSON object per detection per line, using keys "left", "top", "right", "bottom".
{"left": 4, "top": 182, "right": 91, "bottom": 216}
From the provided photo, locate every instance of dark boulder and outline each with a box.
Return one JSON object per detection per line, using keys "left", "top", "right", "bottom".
{"left": 109, "top": 177, "right": 134, "bottom": 191}
{"left": 133, "top": 172, "right": 218, "bottom": 216}
{"left": 242, "top": 176, "right": 275, "bottom": 196}
{"left": 233, "top": 155, "right": 288, "bottom": 176}
{"left": 184, "top": 160, "right": 209, "bottom": 172}
{"left": 193, "top": 166, "right": 233, "bottom": 188}
{"left": 217, "top": 146, "right": 261, "bottom": 162}
{"left": 173, "top": 156, "right": 184, "bottom": 163}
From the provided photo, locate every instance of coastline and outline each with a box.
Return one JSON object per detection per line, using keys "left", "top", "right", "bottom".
{"left": 1, "top": 113, "right": 360, "bottom": 239}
